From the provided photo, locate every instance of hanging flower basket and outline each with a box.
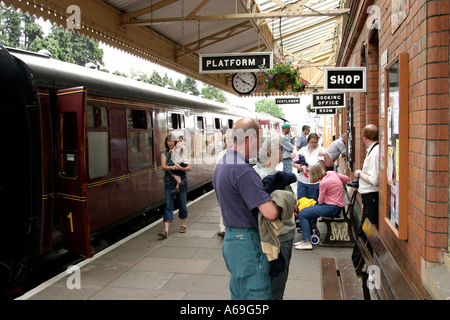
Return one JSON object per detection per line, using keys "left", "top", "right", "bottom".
{"left": 256, "top": 57, "right": 309, "bottom": 94}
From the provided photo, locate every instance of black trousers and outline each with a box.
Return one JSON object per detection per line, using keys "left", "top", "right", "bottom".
{"left": 352, "top": 192, "right": 379, "bottom": 268}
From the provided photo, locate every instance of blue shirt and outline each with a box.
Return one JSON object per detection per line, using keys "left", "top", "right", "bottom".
{"left": 213, "top": 149, "right": 272, "bottom": 229}
{"left": 296, "top": 132, "right": 308, "bottom": 149}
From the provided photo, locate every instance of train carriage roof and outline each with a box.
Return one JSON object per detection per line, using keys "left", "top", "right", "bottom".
{"left": 8, "top": 48, "right": 253, "bottom": 117}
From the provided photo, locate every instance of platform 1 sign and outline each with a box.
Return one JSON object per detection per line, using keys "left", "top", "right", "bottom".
{"left": 324, "top": 67, "right": 366, "bottom": 92}
{"left": 312, "top": 93, "right": 345, "bottom": 108}
{"left": 315, "top": 108, "right": 337, "bottom": 115}
{"left": 199, "top": 52, "right": 272, "bottom": 73}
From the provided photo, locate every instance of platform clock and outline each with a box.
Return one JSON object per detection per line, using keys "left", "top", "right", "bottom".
{"left": 231, "top": 72, "right": 257, "bottom": 95}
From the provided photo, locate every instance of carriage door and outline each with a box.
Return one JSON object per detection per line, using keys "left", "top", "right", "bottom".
{"left": 56, "top": 87, "right": 93, "bottom": 257}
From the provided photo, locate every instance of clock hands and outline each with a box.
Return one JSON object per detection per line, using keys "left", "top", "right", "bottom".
{"left": 236, "top": 75, "right": 251, "bottom": 86}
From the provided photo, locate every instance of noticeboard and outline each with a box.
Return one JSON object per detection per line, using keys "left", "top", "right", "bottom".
{"left": 384, "top": 53, "right": 408, "bottom": 240}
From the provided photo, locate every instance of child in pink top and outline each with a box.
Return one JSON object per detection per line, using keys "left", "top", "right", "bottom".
{"left": 295, "top": 165, "right": 349, "bottom": 250}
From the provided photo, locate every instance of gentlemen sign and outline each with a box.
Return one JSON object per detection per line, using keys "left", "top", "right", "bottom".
{"left": 315, "top": 108, "right": 337, "bottom": 115}
{"left": 199, "top": 52, "right": 272, "bottom": 73}
{"left": 324, "top": 67, "right": 366, "bottom": 92}
{"left": 275, "top": 98, "right": 300, "bottom": 104}
{"left": 312, "top": 93, "right": 345, "bottom": 108}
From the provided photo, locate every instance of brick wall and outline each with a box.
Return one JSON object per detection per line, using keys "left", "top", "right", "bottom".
{"left": 337, "top": 0, "right": 449, "bottom": 290}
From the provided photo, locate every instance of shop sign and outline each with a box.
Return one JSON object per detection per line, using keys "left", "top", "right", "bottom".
{"left": 324, "top": 67, "right": 366, "bottom": 92}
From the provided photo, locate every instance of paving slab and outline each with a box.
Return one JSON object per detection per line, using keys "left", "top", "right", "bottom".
{"left": 18, "top": 190, "right": 354, "bottom": 301}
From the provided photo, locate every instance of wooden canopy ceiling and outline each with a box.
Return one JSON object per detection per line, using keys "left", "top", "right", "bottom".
{"left": 4, "top": 0, "right": 348, "bottom": 95}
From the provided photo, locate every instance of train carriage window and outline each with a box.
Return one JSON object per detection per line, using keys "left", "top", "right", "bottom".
{"left": 196, "top": 116, "right": 205, "bottom": 129}
{"left": 127, "top": 109, "right": 154, "bottom": 169}
{"left": 87, "top": 105, "right": 110, "bottom": 178}
{"left": 214, "top": 118, "right": 222, "bottom": 130}
{"left": 127, "top": 109, "right": 147, "bottom": 129}
{"left": 228, "top": 119, "right": 234, "bottom": 129}
{"left": 60, "top": 112, "right": 78, "bottom": 177}
{"left": 195, "top": 116, "right": 206, "bottom": 155}
{"left": 168, "top": 112, "right": 185, "bottom": 130}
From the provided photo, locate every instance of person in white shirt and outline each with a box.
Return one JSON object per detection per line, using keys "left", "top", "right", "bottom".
{"left": 291, "top": 133, "right": 333, "bottom": 201}
{"left": 351, "top": 124, "right": 380, "bottom": 269}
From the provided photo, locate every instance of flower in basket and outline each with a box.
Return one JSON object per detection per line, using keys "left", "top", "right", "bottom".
{"left": 257, "top": 57, "right": 309, "bottom": 94}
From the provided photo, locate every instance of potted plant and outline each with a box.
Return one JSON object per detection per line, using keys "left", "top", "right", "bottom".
{"left": 257, "top": 57, "right": 309, "bottom": 94}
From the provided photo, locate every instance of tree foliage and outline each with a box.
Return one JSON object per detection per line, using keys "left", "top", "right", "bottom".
{"left": 0, "top": 4, "right": 43, "bottom": 50}
{"left": 0, "top": 3, "right": 103, "bottom": 67}
{"left": 255, "top": 99, "right": 285, "bottom": 118}
{"left": 0, "top": 3, "right": 228, "bottom": 102}
{"left": 201, "top": 85, "right": 227, "bottom": 103}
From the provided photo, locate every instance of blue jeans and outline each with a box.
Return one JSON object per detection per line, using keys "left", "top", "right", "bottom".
{"left": 163, "top": 180, "right": 188, "bottom": 222}
{"left": 282, "top": 158, "right": 292, "bottom": 173}
{"left": 298, "top": 204, "right": 341, "bottom": 241}
{"left": 297, "top": 181, "right": 320, "bottom": 201}
{"left": 222, "top": 227, "right": 272, "bottom": 300}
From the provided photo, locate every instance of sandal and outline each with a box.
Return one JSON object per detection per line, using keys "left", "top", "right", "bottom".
{"left": 158, "top": 230, "right": 168, "bottom": 239}
{"left": 179, "top": 225, "right": 187, "bottom": 233}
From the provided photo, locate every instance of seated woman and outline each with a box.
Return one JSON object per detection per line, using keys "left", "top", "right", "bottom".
{"left": 291, "top": 133, "right": 333, "bottom": 202}
{"left": 295, "top": 165, "right": 350, "bottom": 250}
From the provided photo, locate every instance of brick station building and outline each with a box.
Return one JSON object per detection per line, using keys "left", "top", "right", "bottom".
{"left": 333, "top": 0, "right": 449, "bottom": 299}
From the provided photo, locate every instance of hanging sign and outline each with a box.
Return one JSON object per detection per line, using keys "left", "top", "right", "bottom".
{"left": 312, "top": 93, "right": 345, "bottom": 108}
{"left": 324, "top": 67, "right": 366, "bottom": 92}
{"left": 315, "top": 108, "right": 337, "bottom": 115}
{"left": 199, "top": 52, "right": 272, "bottom": 73}
{"left": 275, "top": 98, "right": 300, "bottom": 104}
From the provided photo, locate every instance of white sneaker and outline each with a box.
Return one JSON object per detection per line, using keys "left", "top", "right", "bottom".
{"left": 294, "top": 242, "right": 313, "bottom": 250}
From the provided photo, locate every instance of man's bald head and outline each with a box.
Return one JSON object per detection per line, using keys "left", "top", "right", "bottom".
{"left": 233, "top": 118, "right": 261, "bottom": 145}
{"left": 232, "top": 118, "right": 262, "bottom": 160}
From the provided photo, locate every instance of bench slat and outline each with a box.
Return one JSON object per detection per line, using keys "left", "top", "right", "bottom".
{"left": 362, "top": 220, "right": 422, "bottom": 300}
{"left": 320, "top": 257, "right": 342, "bottom": 300}
{"left": 336, "top": 258, "right": 364, "bottom": 300}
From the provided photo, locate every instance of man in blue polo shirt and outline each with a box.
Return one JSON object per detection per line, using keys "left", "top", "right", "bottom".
{"left": 213, "top": 118, "right": 280, "bottom": 300}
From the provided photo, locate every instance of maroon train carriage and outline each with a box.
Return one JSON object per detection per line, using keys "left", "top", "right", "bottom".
{"left": 0, "top": 44, "right": 255, "bottom": 293}
{"left": 255, "top": 113, "right": 287, "bottom": 132}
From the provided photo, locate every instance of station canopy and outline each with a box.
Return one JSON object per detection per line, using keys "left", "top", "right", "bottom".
{"left": 4, "top": 0, "right": 349, "bottom": 95}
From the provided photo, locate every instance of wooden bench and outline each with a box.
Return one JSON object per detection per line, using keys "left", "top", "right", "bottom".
{"left": 320, "top": 256, "right": 364, "bottom": 300}
{"left": 356, "top": 219, "right": 423, "bottom": 300}
{"left": 319, "top": 186, "right": 357, "bottom": 247}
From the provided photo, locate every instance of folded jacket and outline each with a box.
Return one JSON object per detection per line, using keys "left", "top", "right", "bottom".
{"left": 262, "top": 171, "right": 297, "bottom": 194}
{"left": 258, "top": 189, "right": 297, "bottom": 261}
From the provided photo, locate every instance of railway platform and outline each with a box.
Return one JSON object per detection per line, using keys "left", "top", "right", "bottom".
{"left": 17, "top": 190, "right": 353, "bottom": 301}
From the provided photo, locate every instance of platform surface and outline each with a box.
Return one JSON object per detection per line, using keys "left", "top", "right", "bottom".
{"left": 18, "top": 191, "right": 353, "bottom": 300}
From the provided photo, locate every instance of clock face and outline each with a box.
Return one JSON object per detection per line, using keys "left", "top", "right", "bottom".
{"left": 232, "top": 72, "right": 257, "bottom": 95}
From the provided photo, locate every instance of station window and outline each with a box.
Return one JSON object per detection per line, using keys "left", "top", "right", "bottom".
{"left": 87, "top": 105, "right": 110, "bottom": 178}
{"left": 127, "top": 109, "right": 154, "bottom": 169}
{"left": 169, "top": 112, "right": 185, "bottom": 130}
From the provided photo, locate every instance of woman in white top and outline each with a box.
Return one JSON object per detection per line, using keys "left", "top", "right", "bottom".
{"left": 292, "top": 133, "right": 333, "bottom": 201}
